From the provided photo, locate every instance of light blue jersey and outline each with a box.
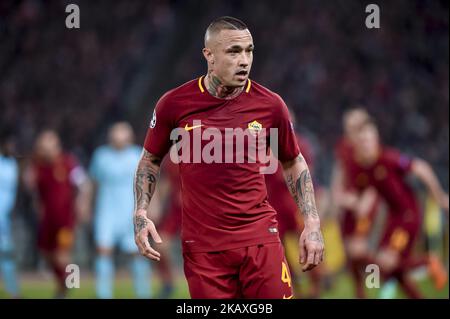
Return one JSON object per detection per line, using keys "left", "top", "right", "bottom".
{"left": 90, "top": 145, "right": 141, "bottom": 251}
{"left": 0, "top": 155, "right": 18, "bottom": 218}
{"left": 0, "top": 154, "right": 20, "bottom": 296}
{"left": 0, "top": 155, "right": 18, "bottom": 251}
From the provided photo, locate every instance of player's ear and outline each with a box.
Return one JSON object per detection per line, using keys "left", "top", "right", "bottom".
{"left": 202, "top": 48, "right": 214, "bottom": 65}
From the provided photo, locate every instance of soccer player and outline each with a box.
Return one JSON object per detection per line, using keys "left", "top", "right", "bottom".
{"left": 331, "top": 108, "right": 381, "bottom": 298}
{"left": 25, "top": 130, "right": 91, "bottom": 298}
{"left": 133, "top": 16, "right": 324, "bottom": 299}
{"left": 350, "top": 119, "right": 449, "bottom": 298}
{"left": 0, "top": 129, "right": 20, "bottom": 298}
{"left": 89, "top": 122, "right": 151, "bottom": 299}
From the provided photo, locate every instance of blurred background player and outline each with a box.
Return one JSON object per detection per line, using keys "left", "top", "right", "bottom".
{"left": 89, "top": 122, "right": 151, "bottom": 299}
{"left": 331, "top": 108, "right": 381, "bottom": 298}
{"left": 153, "top": 157, "right": 182, "bottom": 299}
{"left": 24, "top": 130, "right": 91, "bottom": 298}
{"left": 0, "top": 129, "right": 20, "bottom": 298}
{"left": 349, "top": 119, "right": 449, "bottom": 298}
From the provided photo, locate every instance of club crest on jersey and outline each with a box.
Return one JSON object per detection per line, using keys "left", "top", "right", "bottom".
{"left": 150, "top": 110, "right": 157, "bottom": 128}
{"left": 248, "top": 120, "right": 263, "bottom": 136}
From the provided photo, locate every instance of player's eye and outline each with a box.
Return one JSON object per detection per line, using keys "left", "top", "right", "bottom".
{"left": 226, "top": 47, "right": 241, "bottom": 54}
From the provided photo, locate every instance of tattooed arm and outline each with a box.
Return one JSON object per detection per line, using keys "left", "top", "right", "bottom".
{"left": 282, "top": 153, "right": 324, "bottom": 272}
{"left": 133, "top": 149, "right": 163, "bottom": 261}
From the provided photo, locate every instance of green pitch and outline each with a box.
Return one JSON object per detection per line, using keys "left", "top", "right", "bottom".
{"left": 300, "top": 272, "right": 449, "bottom": 299}
{"left": 0, "top": 272, "right": 447, "bottom": 299}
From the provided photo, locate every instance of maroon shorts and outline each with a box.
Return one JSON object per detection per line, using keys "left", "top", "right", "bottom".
{"left": 378, "top": 214, "right": 420, "bottom": 258}
{"left": 340, "top": 197, "right": 380, "bottom": 239}
{"left": 183, "top": 242, "right": 294, "bottom": 299}
{"left": 38, "top": 220, "right": 75, "bottom": 252}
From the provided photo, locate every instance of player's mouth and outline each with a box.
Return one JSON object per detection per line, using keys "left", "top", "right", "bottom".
{"left": 235, "top": 70, "right": 248, "bottom": 80}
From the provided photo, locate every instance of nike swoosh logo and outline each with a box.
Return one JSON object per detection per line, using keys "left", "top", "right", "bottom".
{"left": 184, "top": 124, "right": 203, "bottom": 131}
{"left": 283, "top": 294, "right": 294, "bottom": 299}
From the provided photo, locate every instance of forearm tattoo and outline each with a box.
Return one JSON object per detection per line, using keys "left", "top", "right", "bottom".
{"left": 307, "top": 231, "right": 324, "bottom": 243}
{"left": 134, "top": 150, "right": 161, "bottom": 212}
{"left": 134, "top": 215, "right": 148, "bottom": 234}
{"left": 285, "top": 155, "right": 319, "bottom": 219}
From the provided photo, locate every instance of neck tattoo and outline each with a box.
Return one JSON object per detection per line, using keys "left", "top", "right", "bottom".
{"left": 205, "top": 73, "right": 244, "bottom": 99}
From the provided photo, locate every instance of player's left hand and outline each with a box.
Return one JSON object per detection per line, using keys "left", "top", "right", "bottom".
{"left": 134, "top": 209, "right": 162, "bottom": 261}
{"left": 299, "top": 226, "right": 324, "bottom": 272}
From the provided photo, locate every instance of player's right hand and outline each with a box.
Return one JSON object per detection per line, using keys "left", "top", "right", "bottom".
{"left": 134, "top": 209, "right": 162, "bottom": 261}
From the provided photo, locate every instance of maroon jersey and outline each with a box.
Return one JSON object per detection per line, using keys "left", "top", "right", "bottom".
{"left": 159, "top": 157, "right": 182, "bottom": 235}
{"left": 335, "top": 137, "right": 355, "bottom": 189}
{"left": 335, "top": 137, "right": 351, "bottom": 163}
{"left": 144, "top": 77, "right": 300, "bottom": 252}
{"left": 161, "top": 157, "right": 182, "bottom": 215}
{"left": 346, "top": 147, "right": 421, "bottom": 255}
{"left": 34, "top": 153, "right": 79, "bottom": 225}
{"left": 347, "top": 147, "right": 419, "bottom": 221}
{"left": 335, "top": 137, "right": 380, "bottom": 237}
{"left": 265, "top": 134, "right": 313, "bottom": 235}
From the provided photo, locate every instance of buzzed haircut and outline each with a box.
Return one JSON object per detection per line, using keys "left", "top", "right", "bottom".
{"left": 204, "top": 16, "right": 248, "bottom": 46}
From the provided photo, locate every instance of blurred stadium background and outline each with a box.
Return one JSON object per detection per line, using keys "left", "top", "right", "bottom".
{"left": 0, "top": 0, "right": 448, "bottom": 298}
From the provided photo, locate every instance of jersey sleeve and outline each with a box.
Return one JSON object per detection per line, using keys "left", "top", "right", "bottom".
{"left": 296, "top": 134, "right": 314, "bottom": 168}
{"left": 385, "top": 148, "right": 413, "bottom": 175}
{"left": 272, "top": 94, "right": 300, "bottom": 162}
{"left": 143, "top": 92, "right": 176, "bottom": 158}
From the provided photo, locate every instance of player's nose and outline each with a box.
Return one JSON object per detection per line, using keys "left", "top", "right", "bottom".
{"left": 239, "top": 53, "right": 249, "bottom": 67}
